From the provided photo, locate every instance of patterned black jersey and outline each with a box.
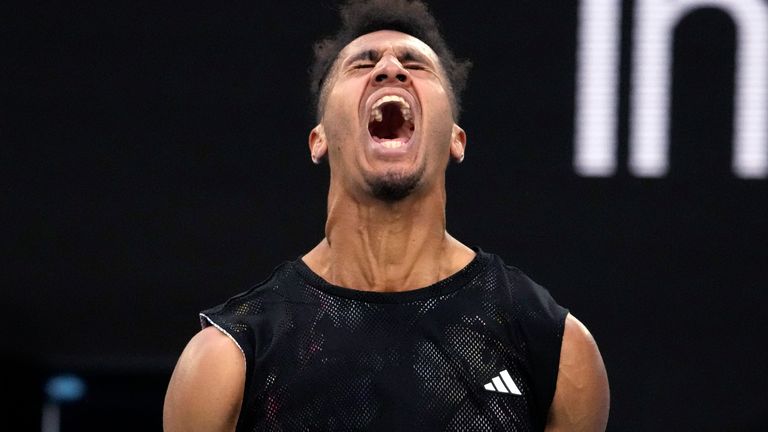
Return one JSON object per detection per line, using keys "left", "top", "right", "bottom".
{"left": 201, "top": 248, "right": 568, "bottom": 432}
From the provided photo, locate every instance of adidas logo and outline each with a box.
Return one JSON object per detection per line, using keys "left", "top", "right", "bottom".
{"left": 483, "top": 369, "right": 522, "bottom": 395}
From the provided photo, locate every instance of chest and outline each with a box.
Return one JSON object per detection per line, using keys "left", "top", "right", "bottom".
{"left": 241, "top": 299, "right": 538, "bottom": 431}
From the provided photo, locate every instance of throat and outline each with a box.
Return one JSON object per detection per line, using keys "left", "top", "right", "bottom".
{"left": 299, "top": 180, "right": 475, "bottom": 292}
{"left": 368, "top": 102, "right": 415, "bottom": 142}
{"left": 320, "top": 238, "right": 449, "bottom": 292}
{"left": 318, "top": 198, "right": 452, "bottom": 291}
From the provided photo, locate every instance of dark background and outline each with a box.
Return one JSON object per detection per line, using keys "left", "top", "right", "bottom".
{"left": 4, "top": 1, "right": 767, "bottom": 430}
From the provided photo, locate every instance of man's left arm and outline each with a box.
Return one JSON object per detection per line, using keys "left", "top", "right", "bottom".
{"left": 545, "top": 313, "right": 610, "bottom": 432}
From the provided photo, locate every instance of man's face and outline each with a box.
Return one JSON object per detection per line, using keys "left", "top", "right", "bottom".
{"left": 310, "top": 30, "right": 465, "bottom": 202}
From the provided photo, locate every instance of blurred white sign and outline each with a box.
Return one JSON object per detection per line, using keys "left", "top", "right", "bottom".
{"left": 574, "top": 0, "right": 768, "bottom": 178}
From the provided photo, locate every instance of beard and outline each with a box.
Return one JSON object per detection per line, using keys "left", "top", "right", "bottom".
{"left": 363, "top": 164, "right": 425, "bottom": 202}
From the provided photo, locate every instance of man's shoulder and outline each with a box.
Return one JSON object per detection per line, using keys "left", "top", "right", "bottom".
{"left": 479, "top": 249, "right": 558, "bottom": 296}
{"left": 199, "top": 259, "right": 297, "bottom": 323}
{"left": 475, "top": 248, "right": 569, "bottom": 323}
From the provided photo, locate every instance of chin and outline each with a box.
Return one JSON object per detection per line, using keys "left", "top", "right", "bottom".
{"left": 364, "top": 166, "right": 424, "bottom": 202}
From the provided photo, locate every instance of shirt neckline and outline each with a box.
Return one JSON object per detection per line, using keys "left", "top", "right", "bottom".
{"left": 292, "top": 247, "right": 490, "bottom": 304}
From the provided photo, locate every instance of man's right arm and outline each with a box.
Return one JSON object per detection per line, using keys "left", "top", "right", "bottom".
{"left": 163, "top": 326, "right": 246, "bottom": 432}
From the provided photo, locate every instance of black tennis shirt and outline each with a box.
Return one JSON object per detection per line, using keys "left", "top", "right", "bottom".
{"left": 201, "top": 248, "right": 568, "bottom": 431}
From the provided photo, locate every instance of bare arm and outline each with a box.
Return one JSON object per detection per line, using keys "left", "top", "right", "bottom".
{"left": 545, "top": 314, "right": 610, "bottom": 432}
{"left": 163, "top": 326, "right": 246, "bottom": 432}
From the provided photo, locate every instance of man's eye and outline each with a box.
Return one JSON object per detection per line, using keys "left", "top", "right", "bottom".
{"left": 353, "top": 64, "right": 374, "bottom": 69}
{"left": 405, "top": 64, "right": 425, "bottom": 70}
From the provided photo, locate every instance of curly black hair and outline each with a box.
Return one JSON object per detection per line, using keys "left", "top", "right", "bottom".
{"left": 310, "top": 0, "right": 471, "bottom": 122}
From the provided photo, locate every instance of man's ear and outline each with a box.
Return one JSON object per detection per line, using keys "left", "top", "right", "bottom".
{"left": 308, "top": 124, "right": 328, "bottom": 164}
{"left": 450, "top": 124, "right": 467, "bottom": 163}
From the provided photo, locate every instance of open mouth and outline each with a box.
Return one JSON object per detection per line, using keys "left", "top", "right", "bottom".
{"left": 367, "top": 95, "right": 415, "bottom": 149}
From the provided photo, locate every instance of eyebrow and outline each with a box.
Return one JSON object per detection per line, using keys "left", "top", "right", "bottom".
{"left": 346, "top": 49, "right": 379, "bottom": 64}
{"left": 344, "top": 47, "right": 433, "bottom": 66}
{"left": 399, "top": 49, "right": 429, "bottom": 64}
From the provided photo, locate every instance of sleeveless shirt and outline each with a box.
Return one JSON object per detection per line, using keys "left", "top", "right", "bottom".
{"left": 200, "top": 248, "right": 568, "bottom": 432}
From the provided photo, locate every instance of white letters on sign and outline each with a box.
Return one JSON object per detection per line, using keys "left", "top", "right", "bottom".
{"left": 574, "top": 0, "right": 768, "bottom": 178}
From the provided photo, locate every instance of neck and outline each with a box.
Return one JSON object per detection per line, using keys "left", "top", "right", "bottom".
{"left": 302, "top": 180, "right": 474, "bottom": 292}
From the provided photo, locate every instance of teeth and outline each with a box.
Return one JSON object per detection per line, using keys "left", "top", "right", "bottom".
{"left": 372, "top": 95, "right": 409, "bottom": 110}
{"left": 401, "top": 106, "right": 412, "bottom": 121}
{"left": 369, "top": 95, "right": 413, "bottom": 123}
{"left": 381, "top": 140, "right": 403, "bottom": 149}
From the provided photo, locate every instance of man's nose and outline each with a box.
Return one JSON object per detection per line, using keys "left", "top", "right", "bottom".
{"left": 371, "top": 56, "right": 410, "bottom": 86}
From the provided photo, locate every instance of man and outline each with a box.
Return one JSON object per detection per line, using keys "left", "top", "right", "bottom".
{"left": 163, "top": 1, "right": 609, "bottom": 431}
